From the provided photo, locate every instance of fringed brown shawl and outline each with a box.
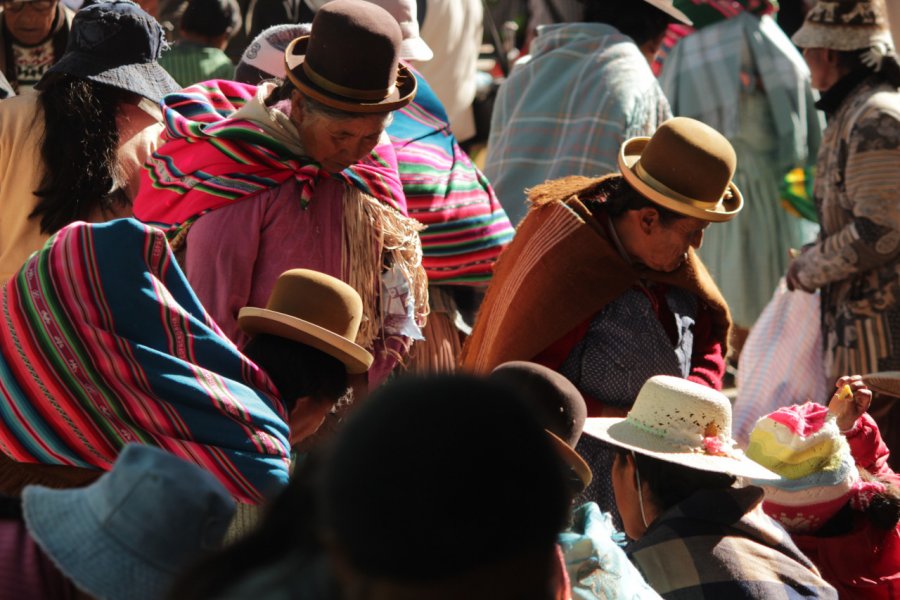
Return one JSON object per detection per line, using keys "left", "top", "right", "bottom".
{"left": 460, "top": 176, "right": 731, "bottom": 373}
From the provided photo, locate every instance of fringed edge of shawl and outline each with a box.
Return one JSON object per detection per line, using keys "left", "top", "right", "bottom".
{"left": 527, "top": 174, "right": 620, "bottom": 209}
{"left": 341, "top": 187, "right": 429, "bottom": 350}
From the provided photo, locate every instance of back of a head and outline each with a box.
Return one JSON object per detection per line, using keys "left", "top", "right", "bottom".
{"left": 582, "top": 0, "right": 672, "bottom": 46}
{"left": 320, "top": 374, "right": 569, "bottom": 589}
{"left": 181, "top": 0, "right": 242, "bottom": 39}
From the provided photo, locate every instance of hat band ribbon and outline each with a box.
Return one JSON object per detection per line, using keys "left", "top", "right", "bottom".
{"left": 301, "top": 61, "right": 397, "bottom": 102}
{"left": 634, "top": 161, "right": 726, "bottom": 210}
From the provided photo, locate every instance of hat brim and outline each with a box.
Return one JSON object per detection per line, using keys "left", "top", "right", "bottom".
{"left": 582, "top": 417, "right": 781, "bottom": 481}
{"left": 284, "top": 36, "right": 417, "bottom": 114}
{"left": 863, "top": 371, "right": 900, "bottom": 398}
{"left": 36, "top": 53, "right": 180, "bottom": 103}
{"left": 546, "top": 430, "right": 592, "bottom": 490}
{"left": 618, "top": 137, "right": 743, "bottom": 223}
{"left": 238, "top": 307, "right": 373, "bottom": 374}
{"left": 23, "top": 484, "right": 171, "bottom": 600}
{"left": 643, "top": 0, "right": 692, "bottom": 25}
{"left": 792, "top": 22, "right": 893, "bottom": 51}
{"left": 400, "top": 36, "right": 433, "bottom": 62}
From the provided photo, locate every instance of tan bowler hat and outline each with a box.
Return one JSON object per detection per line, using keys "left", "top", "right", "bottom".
{"left": 618, "top": 117, "right": 743, "bottom": 223}
{"left": 238, "top": 269, "right": 374, "bottom": 374}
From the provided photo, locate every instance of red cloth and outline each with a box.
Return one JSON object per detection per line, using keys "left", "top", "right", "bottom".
{"left": 793, "top": 518, "right": 900, "bottom": 599}
{"left": 790, "top": 411, "right": 900, "bottom": 597}
{"left": 846, "top": 413, "right": 900, "bottom": 487}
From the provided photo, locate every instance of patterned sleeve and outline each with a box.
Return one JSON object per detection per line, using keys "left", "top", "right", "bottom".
{"left": 795, "top": 105, "right": 900, "bottom": 289}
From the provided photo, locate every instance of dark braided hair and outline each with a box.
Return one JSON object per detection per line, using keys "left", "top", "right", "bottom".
{"left": 31, "top": 75, "right": 133, "bottom": 234}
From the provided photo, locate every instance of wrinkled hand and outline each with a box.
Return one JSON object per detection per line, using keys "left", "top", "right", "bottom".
{"left": 828, "top": 375, "right": 872, "bottom": 432}
{"left": 785, "top": 259, "right": 814, "bottom": 293}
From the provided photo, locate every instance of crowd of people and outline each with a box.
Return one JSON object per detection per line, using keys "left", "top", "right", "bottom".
{"left": 0, "top": 0, "right": 898, "bottom": 597}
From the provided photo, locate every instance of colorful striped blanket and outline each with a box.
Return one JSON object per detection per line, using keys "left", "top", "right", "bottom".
{"left": 389, "top": 72, "right": 513, "bottom": 285}
{"left": 132, "top": 79, "right": 407, "bottom": 238}
{"left": 0, "top": 219, "right": 291, "bottom": 504}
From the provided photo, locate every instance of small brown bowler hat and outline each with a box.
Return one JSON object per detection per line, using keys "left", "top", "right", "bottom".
{"left": 490, "top": 361, "right": 592, "bottom": 490}
{"left": 283, "top": 0, "right": 417, "bottom": 113}
{"left": 618, "top": 117, "right": 743, "bottom": 223}
{"left": 238, "top": 269, "right": 374, "bottom": 374}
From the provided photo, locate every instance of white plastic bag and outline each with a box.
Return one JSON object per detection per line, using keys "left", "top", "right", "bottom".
{"left": 734, "top": 279, "right": 826, "bottom": 446}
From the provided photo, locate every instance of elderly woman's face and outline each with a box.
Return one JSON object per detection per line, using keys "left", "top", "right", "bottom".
{"left": 624, "top": 211, "right": 708, "bottom": 273}
{"left": 292, "top": 99, "right": 390, "bottom": 174}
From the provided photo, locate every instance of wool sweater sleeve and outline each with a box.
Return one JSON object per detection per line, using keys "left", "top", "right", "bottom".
{"left": 686, "top": 303, "right": 726, "bottom": 391}
{"left": 844, "top": 412, "right": 900, "bottom": 485}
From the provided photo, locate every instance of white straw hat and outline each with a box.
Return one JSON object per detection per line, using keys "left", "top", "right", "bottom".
{"left": 583, "top": 375, "right": 779, "bottom": 480}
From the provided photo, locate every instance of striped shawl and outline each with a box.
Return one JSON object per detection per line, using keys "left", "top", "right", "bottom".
{"left": 133, "top": 79, "right": 407, "bottom": 243}
{"left": 390, "top": 72, "right": 514, "bottom": 284}
{"left": 0, "top": 219, "right": 291, "bottom": 504}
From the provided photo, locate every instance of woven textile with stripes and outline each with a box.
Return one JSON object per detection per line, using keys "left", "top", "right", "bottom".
{"left": 133, "top": 79, "right": 407, "bottom": 239}
{"left": 390, "top": 72, "right": 514, "bottom": 284}
{"left": 0, "top": 219, "right": 291, "bottom": 504}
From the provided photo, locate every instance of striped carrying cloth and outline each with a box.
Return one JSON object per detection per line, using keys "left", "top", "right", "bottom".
{"left": 390, "top": 72, "right": 514, "bottom": 284}
{"left": 133, "top": 79, "right": 407, "bottom": 241}
{"left": 0, "top": 219, "right": 291, "bottom": 504}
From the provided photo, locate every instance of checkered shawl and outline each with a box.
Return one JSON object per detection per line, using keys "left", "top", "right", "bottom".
{"left": 659, "top": 13, "right": 823, "bottom": 171}
{"left": 483, "top": 23, "right": 671, "bottom": 224}
{"left": 628, "top": 486, "right": 838, "bottom": 599}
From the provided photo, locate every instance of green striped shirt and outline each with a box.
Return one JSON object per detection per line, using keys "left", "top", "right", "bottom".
{"left": 159, "top": 42, "right": 234, "bottom": 88}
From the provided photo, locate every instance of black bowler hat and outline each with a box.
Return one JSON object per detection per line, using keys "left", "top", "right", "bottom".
{"left": 283, "top": 0, "right": 416, "bottom": 113}
{"left": 36, "top": 0, "right": 179, "bottom": 103}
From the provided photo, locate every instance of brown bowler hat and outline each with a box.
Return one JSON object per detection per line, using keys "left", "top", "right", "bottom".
{"left": 238, "top": 269, "right": 374, "bottom": 374}
{"left": 618, "top": 117, "right": 743, "bottom": 223}
{"left": 490, "top": 361, "right": 592, "bottom": 491}
{"left": 283, "top": 0, "right": 417, "bottom": 114}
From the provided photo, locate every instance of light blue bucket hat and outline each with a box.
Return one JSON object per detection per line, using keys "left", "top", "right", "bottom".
{"left": 21, "top": 444, "right": 236, "bottom": 600}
